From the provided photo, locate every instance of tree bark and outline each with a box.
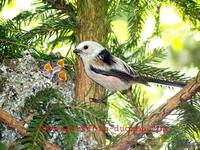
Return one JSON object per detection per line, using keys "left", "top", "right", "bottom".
{"left": 75, "top": 0, "right": 109, "bottom": 146}
{"left": 0, "top": 108, "right": 59, "bottom": 150}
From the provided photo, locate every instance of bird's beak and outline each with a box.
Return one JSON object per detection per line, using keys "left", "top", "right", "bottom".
{"left": 73, "top": 48, "right": 81, "bottom": 54}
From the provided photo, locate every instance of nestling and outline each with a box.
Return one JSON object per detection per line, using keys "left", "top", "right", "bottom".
{"left": 73, "top": 41, "right": 186, "bottom": 92}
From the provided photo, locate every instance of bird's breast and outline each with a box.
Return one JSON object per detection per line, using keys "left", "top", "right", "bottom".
{"left": 85, "top": 66, "right": 132, "bottom": 91}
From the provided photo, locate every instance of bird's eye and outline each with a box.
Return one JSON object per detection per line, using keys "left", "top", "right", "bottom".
{"left": 83, "top": 45, "right": 88, "bottom": 49}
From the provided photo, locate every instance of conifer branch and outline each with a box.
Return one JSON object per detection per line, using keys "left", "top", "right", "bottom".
{"left": 0, "top": 108, "right": 59, "bottom": 150}
{"left": 45, "top": 0, "right": 75, "bottom": 15}
{"left": 108, "top": 72, "right": 200, "bottom": 150}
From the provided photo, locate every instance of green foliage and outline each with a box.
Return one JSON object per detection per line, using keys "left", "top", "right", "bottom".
{"left": 48, "top": 107, "right": 79, "bottom": 149}
{"left": 19, "top": 108, "right": 78, "bottom": 150}
{"left": 178, "top": 98, "right": 200, "bottom": 138}
{"left": 162, "top": 96, "right": 200, "bottom": 149}
{"left": 0, "top": 141, "right": 7, "bottom": 150}
{"left": 0, "top": 0, "right": 12, "bottom": 11}
{"left": 0, "top": 122, "right": 5, "bottom": 148}
{"left": 169, "top": 0, "right": 200, "bottom": 25}
{"left": 14, "top": 87, "right": 107, "bottom": 149}
{"left": 21, "top": 115, "right": 49, "bottom": 150}
{"left": 131, "top": 63, "right": 188, "bottom": 83}
{"left": 120, "top": 0, "right": 161, "bottom": 48}
{"left": 166, "top": 125, "right": 190, "bottom": 149}
{"left": 125, "top": 0, "right": 147, "bottom": 47}
{"left": 20, "top": 88, "right": 64, "bottom": 116}
{"left": 109, "top": 95, "right": 136, "bottom": 125}
{"left": 70, "top": 101, "right": 108, "bottom": 127}
{"left": 0, "top": 0, "right": 76, "bottom": 61}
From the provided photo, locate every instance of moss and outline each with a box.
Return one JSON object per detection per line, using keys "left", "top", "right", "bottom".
{"left": 21, "top": 88, "right": 64, "bottom": 116}
{"left": 0, "top": 77, "right": 7, "bottom": 94}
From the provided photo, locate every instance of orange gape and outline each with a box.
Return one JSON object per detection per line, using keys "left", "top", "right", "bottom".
{"left": 57, "top": 59, "right": 65, "bottom": 67}
{"left": 42, "top": 59, "right": 68, "bottom": 83}
{"left": 58, "top": 70, "right": 68, "bottom": 81}
{"left": 44, "top": 61, "right": 53, "bottom": 71}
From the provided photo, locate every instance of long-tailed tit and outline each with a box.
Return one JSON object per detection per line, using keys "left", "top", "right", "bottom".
{"left": 73, "top": 41, "right": 186, "bottom": 92}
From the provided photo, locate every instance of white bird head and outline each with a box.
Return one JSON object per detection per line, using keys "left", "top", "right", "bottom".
{"left": 73, "top": 41, "right": 104, "bottom": 61}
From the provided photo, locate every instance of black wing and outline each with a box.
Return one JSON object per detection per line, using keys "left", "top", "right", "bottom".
{"left": 90, "top": 65, "right": 148, "bottom": 85}
{"left": 97, "top": 49, "right": 116, "bottom": 65}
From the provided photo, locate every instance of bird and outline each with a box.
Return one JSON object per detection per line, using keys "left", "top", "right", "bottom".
{"left": 41, "top": 59, "right": 68, "bottom": 84}
{"left": 43, "top": 59, "right": 65, "bottom": 77}
{"left": 73, "top": 41, "right": 186, "bottom": 92}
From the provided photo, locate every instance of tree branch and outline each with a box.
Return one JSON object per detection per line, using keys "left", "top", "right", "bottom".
{"left": 44, "top": 0, "right": 75, "bottom": 15}
{"left": 108, "top": 72, "right": 200, "bottom": 150}
{"left": 0, "top": 108, "right": 59, "bottom": 150}
{"left": 0, "top": 108, "right": 27, "bottom": 135}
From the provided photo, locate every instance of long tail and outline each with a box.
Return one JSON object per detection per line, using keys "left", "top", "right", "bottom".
{"left": 141, "top": 76, "right": 187, "bottom": 87}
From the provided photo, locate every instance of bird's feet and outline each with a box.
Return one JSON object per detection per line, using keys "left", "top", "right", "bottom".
{"left": 89, "top": 98, "right": 106, "bottom": 104}
{"left": 89, "top": 91, "right": 115, "bottom": 104}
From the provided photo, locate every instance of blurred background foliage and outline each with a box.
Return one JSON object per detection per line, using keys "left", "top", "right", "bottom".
{"left": 0, "top": 0, "right": 200, "bottom": 149}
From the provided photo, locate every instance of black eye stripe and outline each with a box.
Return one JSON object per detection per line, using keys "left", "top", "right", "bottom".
{"left": 83, "top": 45, "right": 88, "bottom": 49}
